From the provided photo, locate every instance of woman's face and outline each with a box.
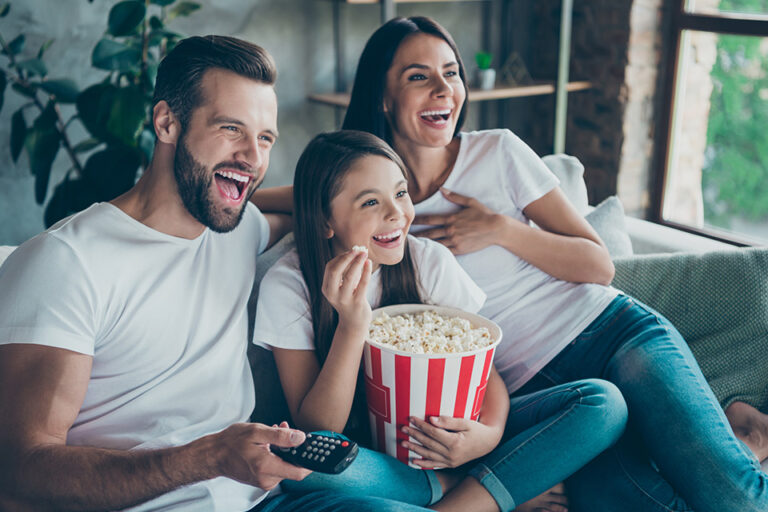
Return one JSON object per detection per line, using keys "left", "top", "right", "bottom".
{"left": 383, "top": 33, "right": 466, "bottom": 151}
{"left": 327, "top": 155, "right": 415, "bottom": 270}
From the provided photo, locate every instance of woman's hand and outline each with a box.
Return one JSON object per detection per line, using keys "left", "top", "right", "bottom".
{"left": 321, "top": 249, "right": 373, "bottom": 333}
{"left": 414, "top": 188, "right": 510, "bottom": 255}
{"left": 401, "top": 415, "right": 504, "bottom": 469}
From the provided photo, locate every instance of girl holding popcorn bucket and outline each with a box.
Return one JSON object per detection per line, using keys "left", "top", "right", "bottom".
{"left": 252, "top": 130, "right": 628, "bottom": 511}
{"left": 339, "top": 15, "right": 768, "bottom": 512}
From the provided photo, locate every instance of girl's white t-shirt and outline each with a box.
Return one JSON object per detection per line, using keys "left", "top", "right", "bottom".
{"left": 410, "top": 129, "right": 619, "bottom": 393}
{"left": 253, "top": 235, "right": 486, "bottom": 351}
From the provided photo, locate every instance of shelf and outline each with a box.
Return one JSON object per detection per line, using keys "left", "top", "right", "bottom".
{"left": 308, "top": 81, "right": 593, "bottom": 108}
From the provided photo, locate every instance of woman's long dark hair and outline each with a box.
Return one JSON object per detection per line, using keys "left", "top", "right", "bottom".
{"left": 342, "top": 16, "right": 469, "bottom": 146}
{"left": 293, "top": 130, "right": 423, "bottom": 442}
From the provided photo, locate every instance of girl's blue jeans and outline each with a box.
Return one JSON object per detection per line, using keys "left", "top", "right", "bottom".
{"left": 282, "top": 378, "right": 627, "bottom": 511}
{"left": 514, "top": 293, "right": 768, "bottom": 512}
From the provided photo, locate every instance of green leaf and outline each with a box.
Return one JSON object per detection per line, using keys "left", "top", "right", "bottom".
{"left": 108, "top": 1, "right": 146, "bottom": 37}
{"left": 167, "top": 1, "right": 200, "bottom": 21}
{"left": 6, "top": 34, "right": 24, "bottom": 55}
{"left": 0, "top": 70, "right": 5, "bottom": 113}
{"left": 44, "top": 177, "right": 98, "bottom": 228}
{"left": 106, "top": 86, "right": 146, "bottom": 146}
{"left": 81, "top": 145, "right": 141, "bottom": 200}
{"left": 77, "top": 83, "right": 118, "bottom": 141}
{"left": 149, "top": 15, "right": 163, "bottom": 30}
{"left": 72, "top": 138, "right": 102, "bottom": 154}
{"left": 25, "top": 102, "right": 61, "bottom": 204}
{"left": 11, "top": 82, "right": 36, "bottom": 99}
{"left": 150, "top": 0, "right": 176, "bottom": 6}
{"left": 40, "top": 79, "right": 79, "bottom": 103}
{"left": 0, "top": 3, "right": 10, "bottom": 17}
{"left": 37, "top": 39, "right": 54, "bottom": 59}
{"left": 91, "top": 39, "right": 141, "bottom": 71}
{"left": 10, "top": 108, "right": 26, "bottom": 163}
{"left": 17, "top": 58, "right": 48, "bottom": 77}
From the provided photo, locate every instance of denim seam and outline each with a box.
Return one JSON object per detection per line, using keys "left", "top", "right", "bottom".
{"left": 469, "top": 463, "right": 517, "bottom": 512}
{"left": 613, "top": 447, "right": 693, "bottom": 512}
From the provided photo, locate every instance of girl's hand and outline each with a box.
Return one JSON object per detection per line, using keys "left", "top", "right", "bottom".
{"left": 414, "top": 188, "right": 511, "bottom": 255}
{"left": 321, "top": 249, "right": 372, "bottom": 334}
{"left": 401, "top": 415, "right": 504, "bottom": 469}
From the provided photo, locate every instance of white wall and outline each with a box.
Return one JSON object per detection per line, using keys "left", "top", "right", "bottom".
{"left": 0, "top": 0, "right": 485, "bottom": 244}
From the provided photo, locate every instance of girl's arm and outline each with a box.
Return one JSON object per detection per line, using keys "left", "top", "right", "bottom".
{"left": 272, "top": 250, "right": 372, "bottom": 433}
{"left": 250, "top": 185, "right": 294, "bottom": 214}
{"left": 416, "top": 187, "right": 614, "bottom": 285}
{"left": 402, "top": 367, "right": 509, "bottom": 469}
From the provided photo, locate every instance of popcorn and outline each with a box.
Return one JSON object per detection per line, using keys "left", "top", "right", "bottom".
{"left": 368, "top": 310, "right": 493, "bottom": 354}
{"left": 352, "top": 245, "right": 368, "bottom": 253}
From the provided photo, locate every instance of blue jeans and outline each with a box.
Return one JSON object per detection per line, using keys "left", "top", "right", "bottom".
{"left": 281, "top": 379, "right": 627, "bottom": 512}
{"left": 253, "top": 490, "right": 430, "bottom": 511}
{"left": 514, "top": 294, "right": 768, "bottom": 512}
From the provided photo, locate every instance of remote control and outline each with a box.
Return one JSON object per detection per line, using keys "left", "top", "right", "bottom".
{"left": 270, "top": 431, "right": 358, "bottom": 474}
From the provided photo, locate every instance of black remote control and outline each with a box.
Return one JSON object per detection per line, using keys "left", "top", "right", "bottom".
{"left": 270, "top": 431, "right": 359, "bottom": 474}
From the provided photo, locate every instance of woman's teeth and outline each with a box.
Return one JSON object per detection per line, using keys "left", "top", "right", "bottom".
{"left": 420, "top": 109, "right": 451, "bottom": 123}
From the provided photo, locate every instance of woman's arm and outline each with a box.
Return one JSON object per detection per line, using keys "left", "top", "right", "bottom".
{"left": 272, "top": 250, "right": 372, "bottom": 433}
{"left": 250, "top": 185, "right": 294, "bottom": 214}
{"left": 416, "top": 187, "right": 614, "bottom": 285}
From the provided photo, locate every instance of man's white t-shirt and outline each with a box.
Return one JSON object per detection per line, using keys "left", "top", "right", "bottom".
{"left": 411, "top": 129, "right": 619, "bottom": 393}
{"left": 0, "top": 202, "right": 271, "bottom": 512}
{"left": 253, "top": 235, "right": 486, "bottom": 352}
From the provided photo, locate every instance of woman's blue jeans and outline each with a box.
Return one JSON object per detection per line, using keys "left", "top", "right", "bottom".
{"left": 513, "top": 294, "right": 768, "bottom": 512}
{"left": 282, "top": 378, "right": 627, "bottom": 511}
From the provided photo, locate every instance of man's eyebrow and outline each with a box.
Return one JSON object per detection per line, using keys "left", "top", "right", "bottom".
{"left": 399, "top": 61, "right": 458, "bottom": 75}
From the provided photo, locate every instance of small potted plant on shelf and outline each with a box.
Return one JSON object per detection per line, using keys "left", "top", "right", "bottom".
{"left": 475, "top": 51, "right": 495, "bottom": 90}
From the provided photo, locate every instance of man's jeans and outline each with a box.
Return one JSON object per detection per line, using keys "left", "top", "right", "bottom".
{"left": 279, "top": 379, "right": 627, "bottom": 511}
{"left": 253, "top": 489, "right": 430, "bottom": 511}
{"left": 515, "top": 293, "right": 768, "bottom": 512}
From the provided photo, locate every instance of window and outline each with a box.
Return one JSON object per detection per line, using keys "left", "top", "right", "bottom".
{"left": 655, "top": 0, "right": 768, "bottom": 245}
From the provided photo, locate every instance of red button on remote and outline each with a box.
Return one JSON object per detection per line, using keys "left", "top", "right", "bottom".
{"left": 341, "top": 441, "right": 349, "bottom": 447}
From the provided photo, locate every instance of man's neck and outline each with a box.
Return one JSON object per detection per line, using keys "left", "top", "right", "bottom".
{"left": 111, "top": 151, "right": 206, "bottom": 240}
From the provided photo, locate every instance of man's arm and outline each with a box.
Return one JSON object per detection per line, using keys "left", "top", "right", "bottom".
{"left": 250, "top": 185, "right": 294, "bottom": 214}
{"left": 264, "top": 213, "right": 293, "bottom": 248}
{"left": 0, "top": 344, "right": 310, "bottom": 511}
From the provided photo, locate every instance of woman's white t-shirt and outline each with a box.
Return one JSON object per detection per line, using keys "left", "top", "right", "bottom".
{"left": 410, "top": 129, "right": 619, "bottom": 393}
{"left": 253, "top": 235, "right": 486, "bottom": 351}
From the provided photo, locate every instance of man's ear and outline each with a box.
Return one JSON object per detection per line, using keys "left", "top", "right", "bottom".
{"left": 153, "top": 101, "right": 181, "bottom": 144}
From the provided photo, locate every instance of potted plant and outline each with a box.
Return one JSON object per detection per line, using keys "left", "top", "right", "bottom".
{"left": 0, "top": 0, "right": 201, "bottom": 227}
{"left": 475, "top": 51, "right": 495, "bottom": 90}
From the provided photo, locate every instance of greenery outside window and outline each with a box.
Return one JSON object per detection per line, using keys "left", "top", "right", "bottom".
{"left": 655, "top": 0, "right": 768, "bottom": 245}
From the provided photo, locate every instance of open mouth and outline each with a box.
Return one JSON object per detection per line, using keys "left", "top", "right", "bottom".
{"left": 372, "top": 229, "right": 403, "bottom": 247}
{"left": 419, "top": 108, "right": 451, "bottom": 126}
{"left": 214, "top": 170, "right": 251, "bottom": 202}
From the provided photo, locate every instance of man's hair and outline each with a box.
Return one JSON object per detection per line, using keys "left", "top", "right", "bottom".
{"left": 152, "top": 35, "right": 277, "bottom": 129}
{"left": 342, "top": 16, "right": 468, "bottom": 145}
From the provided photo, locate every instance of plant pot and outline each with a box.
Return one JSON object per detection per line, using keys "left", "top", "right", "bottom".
{"left": 476, "top": 68, "right": 496, "bottom": 90}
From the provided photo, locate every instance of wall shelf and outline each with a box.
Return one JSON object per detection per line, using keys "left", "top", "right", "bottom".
{"left": 309, "top": 81, "right": 592, "bottom": 108}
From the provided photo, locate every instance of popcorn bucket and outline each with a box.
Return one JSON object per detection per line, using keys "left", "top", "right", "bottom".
{"left": 363, "top": 304, "right": 502, "bottom": 468}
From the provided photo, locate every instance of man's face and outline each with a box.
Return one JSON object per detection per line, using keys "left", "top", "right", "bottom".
{"left": 173, "top": 68, "right": 278, "bottom": 233}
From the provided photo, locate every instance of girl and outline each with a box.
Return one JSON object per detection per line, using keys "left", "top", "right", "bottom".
{"left": 341, "top": 15, "right": 768, "bottom": 512}
{"left": 252, "top": 130, "right": 627, "bottom": 512}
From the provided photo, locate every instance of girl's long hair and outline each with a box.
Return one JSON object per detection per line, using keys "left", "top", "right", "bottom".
{"left": 293, "top": 130, "right": 423, "bottom": 443}
{"left": 342, "top": 16, "right": 469, "bottom": 146}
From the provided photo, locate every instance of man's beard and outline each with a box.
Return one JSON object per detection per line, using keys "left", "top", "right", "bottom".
{"left": 173, "top": 136, "right": 259, "bottom": 233}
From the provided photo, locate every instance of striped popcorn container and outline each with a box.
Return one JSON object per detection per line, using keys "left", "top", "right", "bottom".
{"left": 363, "top": 304, "right": 502, "bottom": 468}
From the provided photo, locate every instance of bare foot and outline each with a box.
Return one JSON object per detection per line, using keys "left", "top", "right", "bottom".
{"left": 726, "top": 401, "right": 768, "bottom": 462}
{"left": 515, "top": 482, "right": 568, "bottom": 512}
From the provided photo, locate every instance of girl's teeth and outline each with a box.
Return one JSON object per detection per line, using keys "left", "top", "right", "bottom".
{"left": 420, "top": 109, "right": 450, "bottom": 116}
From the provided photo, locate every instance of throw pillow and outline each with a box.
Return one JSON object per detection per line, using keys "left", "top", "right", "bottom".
{"left": 542, "top": 154, "right": 589, "bottom": 215}
{"left": 585, "top": 196, "right": 633, "bottom": 258}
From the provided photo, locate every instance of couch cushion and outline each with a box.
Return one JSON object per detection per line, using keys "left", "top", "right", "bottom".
{"left": 542, "top": 154, "right": 589, "bottom": 215}
{"left": 0, "top": 246, "right": 15, "bottom": 266}
{"left": 585, "top": 196, "right": 633, "bottom": 258}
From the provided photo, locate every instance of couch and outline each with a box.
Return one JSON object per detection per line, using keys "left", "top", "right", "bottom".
{"left": 1, "top": 156, "right": 766, "bottom": 469}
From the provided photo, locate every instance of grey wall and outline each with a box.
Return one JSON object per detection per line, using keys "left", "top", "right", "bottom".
{"left": 0, "top": 0, "right": 487, "bottom": 245}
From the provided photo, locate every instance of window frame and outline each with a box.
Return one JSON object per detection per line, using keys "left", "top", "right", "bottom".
{"left": 652, "top": 0, "right": 768, "bottom": 246}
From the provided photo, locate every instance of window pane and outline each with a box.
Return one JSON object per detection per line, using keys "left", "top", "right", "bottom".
{"left": 664, "top": 29, "right": 768, "bottom": 244}
{"left": 686, "top": 0, "right": 768, "bottom": 16}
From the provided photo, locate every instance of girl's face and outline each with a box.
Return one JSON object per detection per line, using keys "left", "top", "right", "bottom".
{"left": 327, "top": 155, "right": 415, "bottom": 270}
{"left": 383, "top": 33, "right": 466, "bottom": 151}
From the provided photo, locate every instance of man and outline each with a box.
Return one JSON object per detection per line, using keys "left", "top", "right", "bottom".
{"left": 0, "top": 36, "right": 427, "bottom": 512}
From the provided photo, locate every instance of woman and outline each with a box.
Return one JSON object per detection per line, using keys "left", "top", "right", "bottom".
{"left": 341, "top": 15, "right": 768, "bottom": 512}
